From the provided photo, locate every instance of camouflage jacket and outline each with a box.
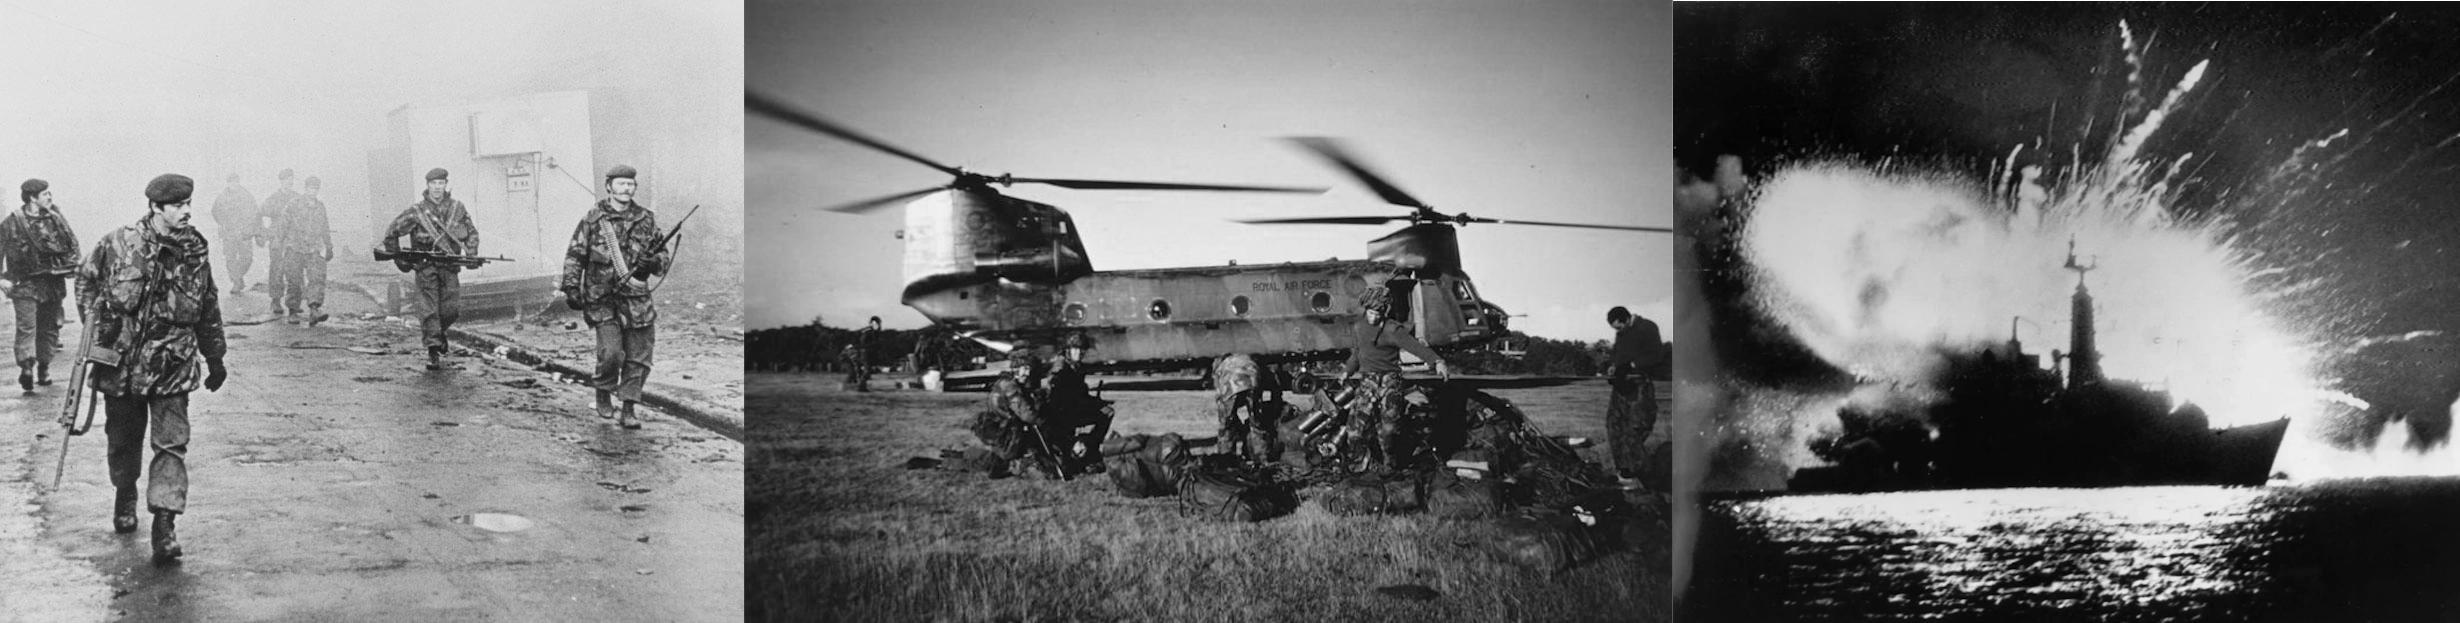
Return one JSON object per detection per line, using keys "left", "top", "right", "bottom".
{"left": 210, "top": 186, "right": 257, "bottom": 240}
{"left": 1342, "top": 318, "right": 1444, "bottom": 377}
{"left": 1610, "top": 319, "right": 1665, "bottom": 384}
{"left": 0, "top": 207, "right": 80, "bottom": 301}
{"left": 77, "top": 216, "right": 227, "bottom": 397}
{"left": 559, "top": 200, "right": 666, "bottom": 328}
{"left": 258, "top": 188, "right": 300, "bottom": 238}
{"left": 380, "top": 194, "right": 480, "bottom": 272}
{"left": 992, "top": 375, "right": 1045, "bottom": 424}
{"left": 1046, "top": 356, "right": 1091, "bottom": 403}
{"left": 269, "top": 195, "right": 331, "bottom": 255}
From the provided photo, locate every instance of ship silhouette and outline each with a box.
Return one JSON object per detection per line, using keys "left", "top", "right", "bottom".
{"left": 1787, "top": 241, "right": 2291, "bottom": 492}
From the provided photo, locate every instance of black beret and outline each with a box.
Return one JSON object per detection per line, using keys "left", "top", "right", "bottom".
{"left": 279, "top": 168, "right": 294, "bottom": 180}
{"left": 145, "top": 174, "right": 194, "bottom": 204}
{"left": 605, "top": 164, "right": 637, "bottom": 180}
{"left": 425, "top": 168, "right": 449, "bottom": 182}
{"left": 20, "top": 179, "right": 46, "bottom": 200}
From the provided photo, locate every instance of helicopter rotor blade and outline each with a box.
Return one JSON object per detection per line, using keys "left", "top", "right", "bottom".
{"left": 1285, "top": 137, "right": 1432, "bottom": 210}
{"left": 1011, "top": 178, "right": 1326, "bottom": 193}
{"left": 1236, "top": 216, "right": 1410, "bottom": 226}
{"left": 1456, "top": 216, "right": 1673, "bottom": 233}
{"left": 746, "top": 91, "right": 964, "bottom": 177}
{"left": 825, "top": 186, "right": 947, "bottom": 214}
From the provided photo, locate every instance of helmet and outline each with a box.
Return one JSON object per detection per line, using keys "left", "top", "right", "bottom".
{"left": 1063, "top": 333, "right": 1095, "bottom": 350}
{"left": 1008, "top": 348, "right": 1042, "bottom": 367}
{"left": 1357, "top": 286, "right": 1393, "bottom": 313}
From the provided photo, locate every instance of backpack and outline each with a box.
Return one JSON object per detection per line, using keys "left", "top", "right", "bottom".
{"left": 1492, "top": 510, "right": 1610, "bottom": 574}
{"left": 1174, "top": 456, "right": 1297, "bottom": 522}
{"left": 1318, "top": 474, "right": 1427, "bottom": 516}
{"left": 1424, "top": 469, "right": 1507, "bottom": 520}
{"left": 1101, "top": 433, "right": 1189, "bottom": 498}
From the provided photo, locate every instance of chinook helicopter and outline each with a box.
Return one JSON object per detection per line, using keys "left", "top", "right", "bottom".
{"left": 751, "top": 92, "right": 1669, "bottom": 377}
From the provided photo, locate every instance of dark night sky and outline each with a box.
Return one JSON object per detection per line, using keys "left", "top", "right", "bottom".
{"left": 1677, "top": 3, "right": 2460, "bottom": 446}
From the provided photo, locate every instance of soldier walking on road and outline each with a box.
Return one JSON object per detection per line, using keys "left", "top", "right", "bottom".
{"left": 559, "top": 165, "right": 668, "bottom": 430}
{"left": 208, "top": 174, "right": 256, "bottom": 294}
{"left": 0, "top": 179, "right": 80, "bottom": 392}
{"left": 77, "top": 173, "right": 230, "bottom": 563}
{"left": 270, "top": 177, "right": 334, "bottom": 326}
{"left": 1606, "top": 306, "right": 1666, "bottom": 488}
{"left": 380, "top": 168, "right": 479, "bottom": 371}
{"left": 258, "top": 169, "right": 302, "bottom": 316}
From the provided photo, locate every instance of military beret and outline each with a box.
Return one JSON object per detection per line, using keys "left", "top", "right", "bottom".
{"left": 425, "top": 168, "right": 450, "bottom": 182}
{"left": 20, "top": 179, "right": 46, "bottom": 201}
{"left": 145, "top": 174, "right": 194, "bottom": 204}
{"left": 605, "top": 164, "right": 637, "bottom": 180}
{"left": 305, "top": 176, "right": 322, "bottom": 188}
{"left": 279, "top": 168, "right": 294, "bottom": 180}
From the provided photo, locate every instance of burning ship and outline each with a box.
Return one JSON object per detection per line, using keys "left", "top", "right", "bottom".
{"left": 1786, "top": 244, "right": 2291, "bottom": 493}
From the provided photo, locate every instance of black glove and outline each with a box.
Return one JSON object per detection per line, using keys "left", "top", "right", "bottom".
{"left": 205, "top": 358, "right": 228, "bottom": 392}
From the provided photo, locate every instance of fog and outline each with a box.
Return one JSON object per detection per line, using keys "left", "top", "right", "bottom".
{"left": 0, "top": 0, "right": 741, "bottom": 305}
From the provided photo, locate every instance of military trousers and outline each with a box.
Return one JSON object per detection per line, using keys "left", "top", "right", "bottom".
{"left": 415, "top": 267, "right": 461, "bottom": 353}
{"left": 104, "top": 393, "right": 190, "bottom": 514}
{"left": 273, "top": 252, "right": 326, "bottom": 313}
{"left": 12, "top": 285, "right": 63, "bottom": 372}
{"left": 266, "top": 250, "right": 293, "bottom": 311}
{"left": 594, "top": 323, "right": 654, "bottom": 402}
{"left": 1607, "top": 379, "right": 1657, "bottom": 476}
{"left": 220, "top": 237, "right": 253, "bottom": 290}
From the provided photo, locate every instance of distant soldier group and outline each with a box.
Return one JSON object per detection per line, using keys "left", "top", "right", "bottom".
{"left": 7, "top": 162, "right": 683, "bottom": 564}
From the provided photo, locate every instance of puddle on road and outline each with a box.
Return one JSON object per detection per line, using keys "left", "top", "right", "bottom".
{"left": 453, "top": 513, "right": 536, "bottom": 533}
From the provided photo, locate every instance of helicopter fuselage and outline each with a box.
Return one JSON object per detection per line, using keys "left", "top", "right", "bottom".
{"left": 896, "top": 188, "right": 1508, "bottom": 369}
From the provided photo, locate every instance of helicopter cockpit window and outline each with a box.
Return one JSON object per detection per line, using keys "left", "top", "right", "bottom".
{"left": 1149, "top": 299, "right": 1172, "bottom": 321}
{"left": 1230, "top": 295, "right": 1251, "bottom": 317}
{"left": 1452, "top": 280, "right": 1475, "bottom": 302}
{"left": 1309, "top": 291, "right": 1333, "bottom": 314}
{"left": 1063, "top": 302, "right": 1087, "bottom": 324}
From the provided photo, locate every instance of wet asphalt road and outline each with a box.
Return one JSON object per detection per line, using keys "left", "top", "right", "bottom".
{"left": 4, "top": 305, "right": 743, "bottom": 622}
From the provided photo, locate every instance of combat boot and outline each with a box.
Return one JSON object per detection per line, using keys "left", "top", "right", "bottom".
{"left": 150, "top": 513, "right": 182, "bottom": 562}
{"left": 17, "top": 368, "right": 30, "bottom": 392}
{"left": 595, "top": 391, "right": 615, "bottom": 420}
{"left": 306, "top": 306, "right": 329, "bottom": 327}
{"left": 35, "top": 359, "right": 51, "bottom": 386}
{"left": 112, "top": 488, "right": 138, "bottom": 533}
{"left": 619, "top": 401, "right": 642, "bottom": 430}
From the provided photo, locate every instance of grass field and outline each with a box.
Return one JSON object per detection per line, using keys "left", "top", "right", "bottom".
{"left": 748, "top": 372, "right": 1670, "bottom": 622}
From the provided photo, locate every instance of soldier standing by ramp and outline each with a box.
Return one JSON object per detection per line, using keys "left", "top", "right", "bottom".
{"left": 271, "top": 176, "right": 334, "bottom": 325}
{"left": 560, "top": 165, "right": 668, "bottom": 429}
{"left": 844, "top": 316, "right": 880, "bottom": 391}
{"left": 1605, "top": 306, "right": 1665, "bottom": 487}
{"left": 1339, "top": 285, "right": 1450, "bottom": 471}
{"left": 258, "top": 169, "right": 302, "bottom": 317}
{"left": 1, "top": 179, "right": 79, "bottom": 392}
{"left": 379, "top": 168, "right": 480, "bottom": 371}
{"left": 77, "top": 173, "right": 230, "bottom": 563}
{"left": 208, "top": 174, "right": 257, "bottom": 294}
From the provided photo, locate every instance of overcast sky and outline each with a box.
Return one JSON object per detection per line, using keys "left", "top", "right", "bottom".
{"left": 0, "top": 0, "right": 739, "bottom": 258}
{"left": 748, "top": 0, "right": 1671, "bottom": 343}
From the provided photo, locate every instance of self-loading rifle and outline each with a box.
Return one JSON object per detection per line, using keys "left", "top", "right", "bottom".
{"left": 631, "top": 204, "right": 700, "bottom": 281}
{"left": 371, "top": 248, "right": 516, "bottom": 268}
{"left": 51, "top": 321, "right": 119, "bottom": 490}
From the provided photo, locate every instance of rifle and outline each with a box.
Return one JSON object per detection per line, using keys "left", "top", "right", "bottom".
{"left": 371, "top": 248, "right": 516, "bottom": 268}
{"left": 51, "top": 321, "right": 120, "bottom": 490}
{"left": 631, "top": 204, "right": 701, "bottom": 281}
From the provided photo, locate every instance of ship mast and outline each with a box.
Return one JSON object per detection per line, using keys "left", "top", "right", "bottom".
{"left": 2064, "top": 238, "right": 2100, "bottom": 387}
